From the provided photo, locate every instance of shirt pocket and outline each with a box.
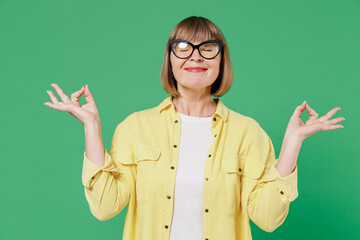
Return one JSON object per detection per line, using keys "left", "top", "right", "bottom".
{"left": 241, "top": 158, "right": 264, "bottom": 180}
{"left": 222, "top": 155, "right": 265, "bottom": 217}
{"left": 222, "top": 154, "right": 243, "bottom": 217}
{"left": 136, "top": 143, "right": 161, "bottom": 205}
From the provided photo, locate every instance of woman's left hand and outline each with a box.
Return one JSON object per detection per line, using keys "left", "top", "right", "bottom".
{"left": 285, "top": 101, "right": 345, "bottom": 141}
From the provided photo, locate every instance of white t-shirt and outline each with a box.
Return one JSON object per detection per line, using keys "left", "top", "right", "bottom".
{"left": 169, "top": 111, "right": 214, "bottom": 240}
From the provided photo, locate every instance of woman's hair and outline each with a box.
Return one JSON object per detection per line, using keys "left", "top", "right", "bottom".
{"left": 160, "top": 16, "right": 233, "bottom": 97}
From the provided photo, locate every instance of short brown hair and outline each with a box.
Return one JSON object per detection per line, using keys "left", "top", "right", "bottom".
{"left": 160, "top": 16, "right": 233, "bottom": 97}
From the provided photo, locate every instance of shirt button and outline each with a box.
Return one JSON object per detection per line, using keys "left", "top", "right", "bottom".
{"left": 171, "top": 166, "right": 175, "bottom": 170}
{"left": 280, "top": 191, "right": 284, "bottom": 194}
{"left": 165, "top": 225, "right": 169, "bottom": 229}
{"left": 239, "top": 168, "right": 242, "bottom": 172}
{"left": 205, "top": 238, "right": 209, "bottom": 240}
{"left": 213, "top": 117, "right": 216, "bottom": 121}
{"left": 91, "top": 176, "right": 94, "bottom": 179}
{"left": 208, "top": 154, "right": 211, "bottom": 157}
{"left": 175, "top": 120, "right": 178, "bottom": 123}
{"left": 173, "top": 144, "right": 177, "bottom": 148}
{"left": 205, "top": 177, "right": 209, "bottom": 181}
{"left": 167, "top": 195, "right": 171, "bottom": 199}
{"left": 205, "top": 209, "right": 209, "bottom": 213}
{"left": 214, "top": 134, "right": 217, "bottom": 137}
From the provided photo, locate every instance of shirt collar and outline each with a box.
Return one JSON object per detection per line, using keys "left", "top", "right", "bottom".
{"left": 158, "top": 95, "right": 229, "bottom": 123}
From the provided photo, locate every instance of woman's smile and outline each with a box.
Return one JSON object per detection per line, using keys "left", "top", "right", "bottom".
{"left": 184, "top": 67, "right": 208, "bottom": 72}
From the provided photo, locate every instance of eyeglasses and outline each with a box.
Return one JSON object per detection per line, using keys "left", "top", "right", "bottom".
{"left": 170, "top": 39, "right": 223, "bottom": 60}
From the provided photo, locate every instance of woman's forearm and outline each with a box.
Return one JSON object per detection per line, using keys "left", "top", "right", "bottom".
{"left": 84, "top": 120, "right": 105, "bottom": 167}
{"left": 276, "top": 133, "right": 302, "bottom": 178}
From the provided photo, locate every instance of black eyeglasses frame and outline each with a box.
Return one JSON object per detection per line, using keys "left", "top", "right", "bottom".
{"left": 170, "top": 39, "right": 223, "bottom": 60}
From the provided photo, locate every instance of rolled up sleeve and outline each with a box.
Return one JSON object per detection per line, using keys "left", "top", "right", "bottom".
{"left": 81, "top": 116, "right": 136, "bottom": 221}
{"left": 247, "top": 132, "right": 299, "bottom": 232}
{"left": 82, "top": 148, "right": 120, "bottom": 189}
{"left": 264, "top": 158, "right": 298, "bottom": 203}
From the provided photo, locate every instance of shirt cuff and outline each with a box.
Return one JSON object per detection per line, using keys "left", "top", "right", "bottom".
{"left": 81, "top": 148, "right": 120, "bottom": 189}
{"left": 264, "top": 158, "right": 298, "bottom": 203}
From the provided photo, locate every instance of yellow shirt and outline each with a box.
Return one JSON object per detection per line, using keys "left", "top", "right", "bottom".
{"left": 81, "top": 96, "right": 298, "bottom": 240}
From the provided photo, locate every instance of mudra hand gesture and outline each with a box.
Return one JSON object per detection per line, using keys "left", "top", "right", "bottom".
{"left": 276, "top": 100, "right": 345, "bottom": 177}
{"left": 44, "top": 83, "right": 100, "bottom": 126}
{"left": 285, "top": 100, "right": 345, "bottom": 141}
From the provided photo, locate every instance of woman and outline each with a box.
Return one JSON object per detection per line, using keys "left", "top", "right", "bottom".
{"left": 44, "top": 16, "right": 345, "bottom": 240}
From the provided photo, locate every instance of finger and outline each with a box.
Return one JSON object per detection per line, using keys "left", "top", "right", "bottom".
{"left": 51, "top": 83, "right": 71, "bottom": 103}
{"left": 71, "top": 86, "right": 86, "bottom": 103}
{"left": 84, "top": 85, "right": 95, "bottom": 103}
{"left": 322, "top": 123, "right": 344, "bottom": 130}
{"left": 318, "top": 107, "right": 341, "bottom": 122}
{"left": 43, "top": 101, "right": 68, "bottom": 111}
{"left": 304, "top": 101, "right": 318, "bottom": 121}
{"left": 328, "top": 116, "right": 346, "bottom": 125}
{"left": 47, "top": 90, "right": 60, "bottom": 104}
{"left": 292, "top": 101, "right": 307, "bottom": 118}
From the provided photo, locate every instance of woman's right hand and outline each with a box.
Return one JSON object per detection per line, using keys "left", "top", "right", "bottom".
{"left": 44, "top": 83, "right": 100, "bottom": 126}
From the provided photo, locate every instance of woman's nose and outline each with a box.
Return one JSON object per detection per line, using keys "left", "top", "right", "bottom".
{"left": 189, "top": 48, "right": 204, "bottom": 61}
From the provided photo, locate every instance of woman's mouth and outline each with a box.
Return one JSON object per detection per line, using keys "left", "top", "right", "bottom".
{"left": 184, "top": 67, "right": 208, "bottom": 72}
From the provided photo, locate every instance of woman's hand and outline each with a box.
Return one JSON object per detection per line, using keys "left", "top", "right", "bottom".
{"left": 285, "top": 100, "right": 345, "bottom": 141}
{"left": 44, "top": 83, "right": 101, "bottom": 126}
{"left": 275, "top": 101, "right": 345, "bottom": 177}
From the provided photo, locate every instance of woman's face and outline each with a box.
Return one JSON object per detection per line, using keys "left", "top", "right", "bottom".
{"left": 170, "top": 39, "right": 221, "bottom": 94}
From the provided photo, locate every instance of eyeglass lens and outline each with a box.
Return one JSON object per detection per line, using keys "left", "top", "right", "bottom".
{"left": 173, "top": 41, "right": 220, "bottom": 59}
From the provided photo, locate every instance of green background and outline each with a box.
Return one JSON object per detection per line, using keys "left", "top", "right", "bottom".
{"left": 1, "top": 0, "right": 359, "bottom": 239}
